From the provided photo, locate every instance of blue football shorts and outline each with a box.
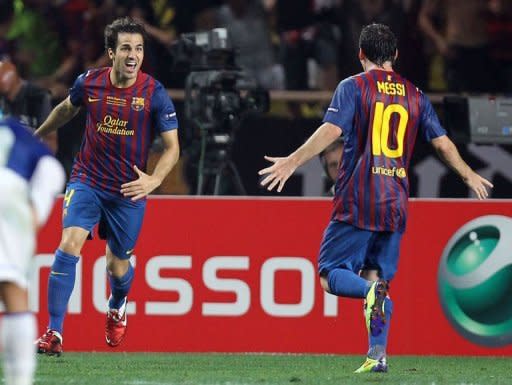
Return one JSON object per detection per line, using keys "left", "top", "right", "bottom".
{"left": 62, "top": 181, "right": 146, "bottom": 259}
{"left": 317, "top": 220, "right": 402, "bottom": 280}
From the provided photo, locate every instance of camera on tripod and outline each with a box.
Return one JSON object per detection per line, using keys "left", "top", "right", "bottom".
{"left": 172, "top": 28, "right": 269, "bottom": 195}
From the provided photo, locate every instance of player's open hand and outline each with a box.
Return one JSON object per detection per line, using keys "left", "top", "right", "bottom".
{"left": 120, "top": 165, "right": 161, "bottom": 201}
{"left": 464, "top": 171, "right": 494, "bottom": 200}
{"left": 258, "top": 155, "right": 298, "bottom": 193}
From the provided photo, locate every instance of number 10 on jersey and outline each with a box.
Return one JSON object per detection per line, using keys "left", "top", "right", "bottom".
{"left": 372, "top": 102, "right": 408, "bottom": 158}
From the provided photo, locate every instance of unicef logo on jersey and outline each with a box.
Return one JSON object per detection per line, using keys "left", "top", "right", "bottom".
{"left": 438, "top": 215, "right": 512, "bottom": 347}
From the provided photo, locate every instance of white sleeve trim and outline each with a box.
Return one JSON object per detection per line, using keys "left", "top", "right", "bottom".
{"left": 29, "top": 155, "right": 65, "bottom": 226}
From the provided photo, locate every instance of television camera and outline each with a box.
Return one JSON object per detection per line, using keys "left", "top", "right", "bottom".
{"left": 172, "top": 28, "right": 269, "bottom": 195}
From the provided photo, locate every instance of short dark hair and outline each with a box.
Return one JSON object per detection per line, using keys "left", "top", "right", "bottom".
{"left": 359, "top": 23, "right": 397, "bottom": 66}
{"left": 104, "top": 17, "right": 146, "bottom": 51}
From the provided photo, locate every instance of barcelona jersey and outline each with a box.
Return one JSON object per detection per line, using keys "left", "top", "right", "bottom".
{"left": 323, "top": 69, "right": 446, "bottom": 232}
{"left": 68, "top": 68, "right": 178, "bottom": 194}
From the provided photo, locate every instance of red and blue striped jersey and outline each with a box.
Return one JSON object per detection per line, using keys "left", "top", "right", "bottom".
{"left": 323, "top": 69, "right": 446, "bottom": 232}
{"left": 68, "top": 68, "right": 178, "bottom": 195}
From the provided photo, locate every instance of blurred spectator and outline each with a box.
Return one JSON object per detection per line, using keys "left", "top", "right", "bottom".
{"left": 169, "top": 0, "right": 223, "bottom": 33}
{"left": 5, "top": 0, "right": 62, "bottom": 78}
{"left": 35, "top": 35, "right": 85, "bottom": 101}
{"left": 392, "top": 0, "right": 428, "bottom": 89}
{"left": 0, "top": 0, "right": 15, "bottom": 60}
{"left": 338, "top": 0, "right": 405, "bottom": 80}
{"left": 419, "top": 0, "right": 496, "bottom": 92}
{"left": 123, "top": 0, "right": 176, "bottom": 86}
{"left": 266, "top": 0, "right": 340, "bottom": 91}
{"left": 216, "top": 0, "right": 285, "bottom": 89}
{"left": 130, "top": 1, "right": 176, "bottom": 46}
{"left": 0, "top": 60, "right": 56, "bottom": 153}
{"left": 36, "top": 0, "right": 97, "bottom": 100}
{"left": 319, "top": 137, "right": 343, "bottom": 195}
{"left": 487, "top": 0, "right": 512, "bottom": 93}
{"left": 81, "top": 1, "right": 118, "bottom": 69}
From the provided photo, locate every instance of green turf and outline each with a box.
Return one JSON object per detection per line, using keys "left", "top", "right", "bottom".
{"left": 29, "top": 353, "right": 510, "bottom": 385}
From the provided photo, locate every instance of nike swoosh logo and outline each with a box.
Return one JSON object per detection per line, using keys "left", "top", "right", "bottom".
{"left": 126, "top": 249, "right": 134, "bottom": 255}
{"left": 50, "top": 271, "right": 69, "bottom": 276}
{"left": 88, "top": 97, "right": 101, "bottom": 103}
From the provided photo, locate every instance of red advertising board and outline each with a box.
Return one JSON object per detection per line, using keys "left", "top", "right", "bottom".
{"left": 34, "top": 197, "right": 512, "bottom": 355}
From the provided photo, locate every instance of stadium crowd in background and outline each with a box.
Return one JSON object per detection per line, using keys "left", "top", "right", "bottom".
{"left": 419, "top": 0, "right": 496, "bottom": 92}
{"left": 0, "top": 0, "right": 510, "bottom": 192}
{"left": 1, "top": 0, "right": 511, "bottom": 93}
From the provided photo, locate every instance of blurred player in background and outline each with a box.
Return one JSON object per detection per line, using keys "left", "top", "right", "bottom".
{"left": 259, "top": 23, "right": 492, "bottom": 373}
{"left": 0, "top": 60, "right": 56, "bottom": 152}
{"left": 0, "top": 117, "right": 65, "bottom": 385}
{"left": 319, "top": 137, "right": 343, "bottom": 196}
{"left": 34, "top": 17, "right": 180, "bottom": 355}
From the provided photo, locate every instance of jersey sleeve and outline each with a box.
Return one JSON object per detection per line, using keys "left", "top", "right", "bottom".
{"left": 322, "top": 78, "right": 357, "bottom": 136}
{"left": 29, "top": 155, "right": 65, "bottom": 226}
{"left": 419, "top": 92, "right": 447, "bottom": 142}
{"left": 151, "top": 83, "right": 178, "bottom": 133}
{"left": 69, "top": 72, "right": 86, "bottom": 107}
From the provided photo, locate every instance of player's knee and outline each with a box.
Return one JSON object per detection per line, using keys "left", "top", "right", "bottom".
{"left": 106, "top": 258, "right": 130, "bottom": 277}
{"left": 58, "top": 238, "right": 84, "bottom": 256}
{"left": 319, "top": 276, "right": 331, "bottom": 293}
{"left": 59, "top": 228, "right": 87, "bottom": 255}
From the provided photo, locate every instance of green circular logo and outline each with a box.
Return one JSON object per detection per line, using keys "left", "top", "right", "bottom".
{"left": 438, "top": 215, "right": 512, "bottom": 347}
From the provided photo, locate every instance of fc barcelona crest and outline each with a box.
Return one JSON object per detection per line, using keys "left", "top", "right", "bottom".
{"left": 131, "top": 97, "right": 145, "bottom": 111}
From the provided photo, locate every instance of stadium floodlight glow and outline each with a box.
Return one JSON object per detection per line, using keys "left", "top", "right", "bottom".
{"left": 438, "top": 215, "right": 512, "bottom": 347}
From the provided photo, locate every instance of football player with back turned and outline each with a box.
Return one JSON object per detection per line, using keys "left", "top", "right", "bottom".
{"left": 259, "top": 23, "right": 492, "bottom": 372}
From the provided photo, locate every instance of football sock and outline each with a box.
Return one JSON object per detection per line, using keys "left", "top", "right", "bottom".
{"left": 108, "top": 263, "right": 134, "bottom": 309}
{"left": 48, "top": 249, "right": 79, "bottom": 333}
{"left": 327, "top": 268, "right": 372, "bottom": 298}
{"left": 1, "top": 312, "right": 36, "bottom": 385}
{"left": 368, "top": 297, "right": 393, "bottom": 360}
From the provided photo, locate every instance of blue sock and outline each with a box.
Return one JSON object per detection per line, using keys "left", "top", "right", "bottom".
{"left": 48, "top": 249, "right": 79, "bottom": 333}
{"left": 368, "top": 297, "right": 393, "bottom": 359}
{"left": 327, "top": 268, "right": 372, "bottom": 298}
{"left": 108, "top": 264, "right": 134, "bottom": 309}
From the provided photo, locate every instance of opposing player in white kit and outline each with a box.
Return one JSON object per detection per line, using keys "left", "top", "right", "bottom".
{"left": 0, "top": 117, "right": 64, "bottom": 385}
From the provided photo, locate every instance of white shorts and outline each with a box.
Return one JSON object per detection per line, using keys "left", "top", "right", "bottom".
{"left": 0, "top": 172, "right": 36, "bottom": 289}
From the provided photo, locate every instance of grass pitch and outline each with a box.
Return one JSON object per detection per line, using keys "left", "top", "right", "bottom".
{"left": 31, "top": 353, "right": 509, "bottom": 385}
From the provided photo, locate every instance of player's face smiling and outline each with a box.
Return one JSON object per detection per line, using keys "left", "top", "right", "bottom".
{"left": 109, "top": 32, "right": 144, "bottom": 87}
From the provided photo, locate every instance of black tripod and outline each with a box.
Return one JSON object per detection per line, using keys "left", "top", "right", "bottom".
{"left": 183, "top": 69, "right": 259, "bottom": 195}
{"left": 195, "top": 128, "right": 246, "bottom": 195}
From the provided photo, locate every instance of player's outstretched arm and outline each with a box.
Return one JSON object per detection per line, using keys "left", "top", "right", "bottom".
{"left": 34, "top": 96, "right": 80, "bottom": 139}
{"left": 431, "top": 135, "right": 493, "bottom": 199}
{"left": 258, "top": 122, "right": 342, "bottom": 192}
{"left": 121, "top": 129, "right": 180, "bottom": 201}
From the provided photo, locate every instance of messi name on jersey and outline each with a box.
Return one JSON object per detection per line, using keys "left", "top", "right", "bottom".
{"left": 377, "top": 81, "right": 406, "bottom": 96}
{"left": 96, "top": 115, "right": 134, "bottom": 136}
